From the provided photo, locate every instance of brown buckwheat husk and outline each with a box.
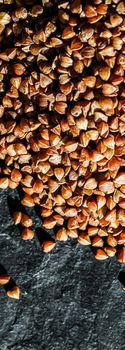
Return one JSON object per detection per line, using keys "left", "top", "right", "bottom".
{"left": 0, "top": 0, "right": 125, "bottom": 298}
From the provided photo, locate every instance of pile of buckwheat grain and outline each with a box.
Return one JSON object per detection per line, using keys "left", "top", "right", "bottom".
{"left": 0, "top": 0, "right": 125, "bottom": 297}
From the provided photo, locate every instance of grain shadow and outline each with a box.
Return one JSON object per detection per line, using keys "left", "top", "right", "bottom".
{"left": 0, "top": 264, "right": 8, "bottom": 276}
{"left": 17, "top": 185, "right": 25, "bottom": 201}
{"left": 0, "top": 264, "right": 17, "bottom": 294}
{"left": 7, "top": 195, "right": 28, "bottom": 217}
{"left": 118, "top": 271, "right": 125, "bottom": 289}
{"left": 34, "top": 204, "right": 42, "bottom": 221}
{"left": 35, "top": 227, "right": 54, "bottom": 246}
{"left": 4, "top": 278, "right": 17, "bottom": 294}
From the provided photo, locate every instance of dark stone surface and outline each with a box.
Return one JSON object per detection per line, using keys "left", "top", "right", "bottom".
{"left": 0, "top": 189, "right": 125, "bottom": 350}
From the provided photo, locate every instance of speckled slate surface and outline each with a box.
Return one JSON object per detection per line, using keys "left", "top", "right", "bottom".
{"left": 0, "top": 189, "right": 125, "bottom": 350}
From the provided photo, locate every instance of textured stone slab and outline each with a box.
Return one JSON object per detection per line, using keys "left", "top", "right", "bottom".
{"left": 0, "top": 189, "right": 124, "bottom": 350}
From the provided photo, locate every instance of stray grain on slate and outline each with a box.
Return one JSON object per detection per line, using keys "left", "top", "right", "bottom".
{"left": 0, "top": 0, "right": 125, "bottom": 297}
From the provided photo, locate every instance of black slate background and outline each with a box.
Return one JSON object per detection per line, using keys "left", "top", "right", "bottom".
{"left": 0, "top": 189, "right": 125, "bottom": 350}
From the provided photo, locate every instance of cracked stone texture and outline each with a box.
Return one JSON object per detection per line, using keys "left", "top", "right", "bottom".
{"left": 0, "top": 189, "right": 125, "bottom": 350}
